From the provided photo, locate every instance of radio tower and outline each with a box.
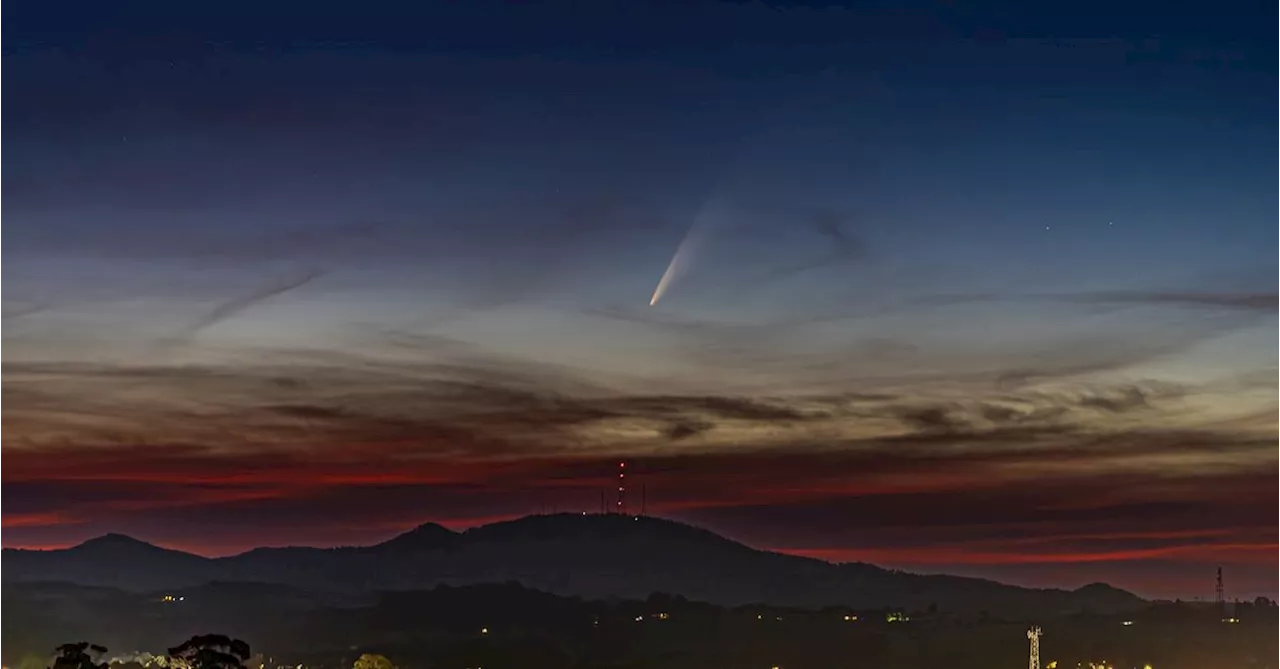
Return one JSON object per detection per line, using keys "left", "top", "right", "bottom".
{"left": 615, "top": 461, "right": 627, "bottom": 514}
{"left": 1026, "top": 626, "right": 1042, "bottom": 669}
{"left": 1215, "top": 567, "right": 1224, "bottom": 608}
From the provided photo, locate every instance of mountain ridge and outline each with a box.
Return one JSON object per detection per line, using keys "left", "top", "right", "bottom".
{"left": 2, "top": 513, "right": 1143, "bottom": 615}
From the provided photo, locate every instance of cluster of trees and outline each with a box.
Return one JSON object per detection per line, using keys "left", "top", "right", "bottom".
{"left": 45, "top": 640, "right": 399, "bottom": 669}
{"left": 350, "top": 654, "right": 396, "bottom": 669}
{"left": 48, "top": 636, "right": 251, "bottom": 669}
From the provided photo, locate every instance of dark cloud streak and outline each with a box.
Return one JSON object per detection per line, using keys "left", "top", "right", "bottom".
{"left": 165, "top": 268, "right": 326, "bottom": 345}
{"left": 1063, "top": 291, "right": 1277, "bottom": 312}
{"left": 740, "top": 207, "right": 868, "bottom": 288}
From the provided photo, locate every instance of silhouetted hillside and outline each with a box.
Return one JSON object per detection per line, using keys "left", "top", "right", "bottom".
{"left": 2, "top": 514, "right": 1144, "bottom": 615}
{"left": 3, "top": 533, "right": 213, "bottom": 591}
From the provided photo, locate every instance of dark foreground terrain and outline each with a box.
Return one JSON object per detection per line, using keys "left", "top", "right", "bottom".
{"left": 4, "top": 580, "right": 1275, "bottom": 669}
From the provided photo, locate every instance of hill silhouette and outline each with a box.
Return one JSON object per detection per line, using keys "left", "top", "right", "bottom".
{"left": 2, "top": 513, "right": 1143, "bottom": 615}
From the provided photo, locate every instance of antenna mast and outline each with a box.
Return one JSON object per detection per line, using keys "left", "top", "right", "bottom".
{"left": 1216, "top": 567, "right": 1224, "bottom": 608}
{"left": 1027, "top": 626, "right": 1042, "bottom": 669}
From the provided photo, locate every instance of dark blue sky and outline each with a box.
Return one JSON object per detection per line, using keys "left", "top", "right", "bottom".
{"left": 3, "top": 0, "right": 1276, "bottom": 598}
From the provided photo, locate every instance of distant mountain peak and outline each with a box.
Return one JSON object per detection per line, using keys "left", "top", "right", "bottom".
{"left": 376, "top": 522, "right": 457, "bottom": 550}
{"left": 464, "top": 512, "right": 739, "bottom": 543}
{"left": 374, "top": 514, "right": 743, "bottom": 554}
{"left": 1076, "top": 582, "right": 1125, "bottom": 593}
{"left": 72, "top": 533, "right": 204, "bottom": 560}
{"left": 78, "top": 533, "right": 156, "bottom": 549}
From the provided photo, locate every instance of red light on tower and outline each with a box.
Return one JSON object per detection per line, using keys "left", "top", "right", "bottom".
{"left": 616, "top": 461, "right": 627, "bottom": 514}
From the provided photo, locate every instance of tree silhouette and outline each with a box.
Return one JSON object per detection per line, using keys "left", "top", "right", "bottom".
{"left": 50, "top": 643, "right": 109, "bottom": 669}
{"left": 352, "top": 654, "right": 395, "bottom": 669}
{"left": 167, "top": 636, "right": 251, "bottom": 669}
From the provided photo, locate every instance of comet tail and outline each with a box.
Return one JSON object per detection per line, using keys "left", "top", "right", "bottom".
{"left": 649, "top": 228, "right": 698, "bottom": 306}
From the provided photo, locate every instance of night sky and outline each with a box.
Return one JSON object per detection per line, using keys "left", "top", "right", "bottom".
{"left": 3, "top": 0, "right": 1276, "bottom": 600}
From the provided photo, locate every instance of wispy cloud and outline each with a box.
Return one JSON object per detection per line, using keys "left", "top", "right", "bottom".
{"left": 184, "top": 269, "right": 325, "bottom": 335}
{"left": 2, "top": 301, "right": 52, "bottom": 321}
{"left": 1061, "top": 291, "right": 1277, "bottom": 312}
{"left": 740, "top": 206, "right": 868, "bottom": 288}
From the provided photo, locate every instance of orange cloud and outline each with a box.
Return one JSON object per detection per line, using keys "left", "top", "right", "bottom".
{"left": 1, "top": 511, "right": 80, "bottom": 528}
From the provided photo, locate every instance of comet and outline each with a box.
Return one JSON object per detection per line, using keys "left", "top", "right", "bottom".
{"left": 650, "top": 204, "right": 721, "bottom": 309}
{"left": 649, "top": 178, "right": 732, "bottom": 305}
{"left": 649, "top": 228, "right": 696, "bottom": 306}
